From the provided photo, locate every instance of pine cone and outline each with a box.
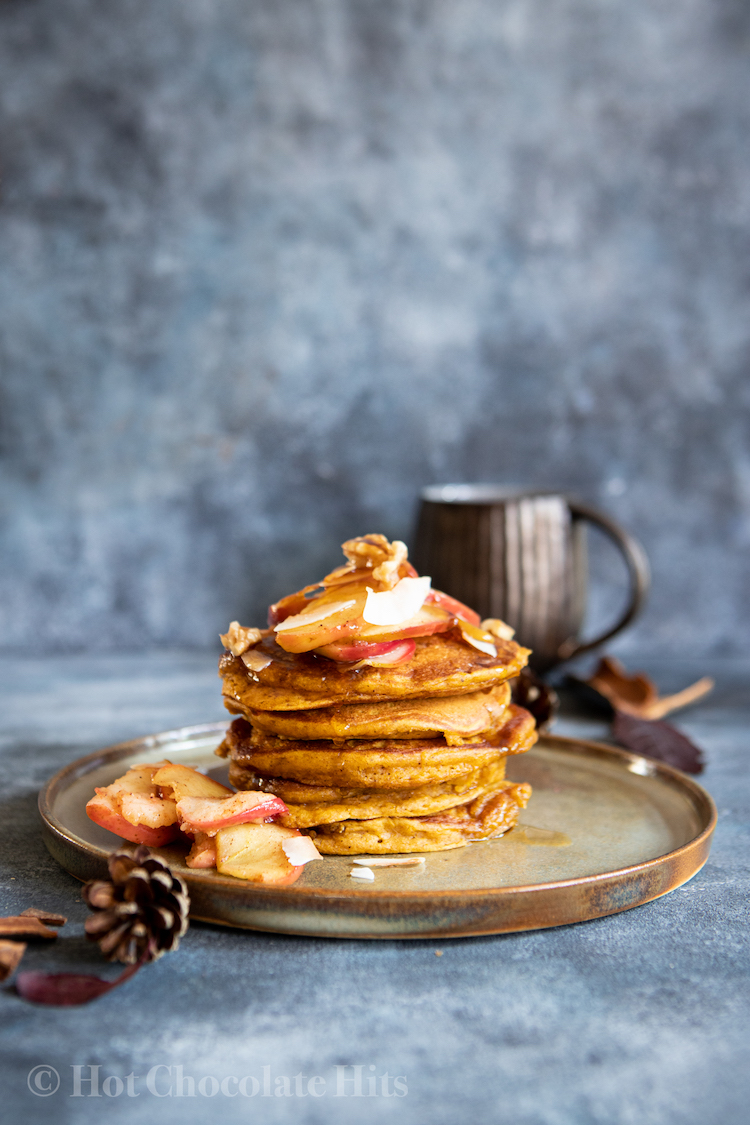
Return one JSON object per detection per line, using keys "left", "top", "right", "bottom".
{"left": 82, "top": 845, "right": 189, "bottom": 965}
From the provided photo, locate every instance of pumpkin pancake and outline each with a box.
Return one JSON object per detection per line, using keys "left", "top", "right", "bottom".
{"left": 219, "top": 631, "right": 529, "bottom": 714}
{"left": 221, "top": 706, "right": 536, "bottom": 789}
{"left": 234, "top": 682, "right": 512, "bottom": 741}
{"left": 226, "top": 759, "right": 507, "bottom": 828}
{"left": 307, "top": 782, "right": 532, "bottom": 854}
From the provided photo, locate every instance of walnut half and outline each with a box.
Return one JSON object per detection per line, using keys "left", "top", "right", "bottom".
{"left": 220, "top": 621, "right": 264, "bottom": 657}
{"left": 337, "top": 535, "right": 408, "bottom": 590}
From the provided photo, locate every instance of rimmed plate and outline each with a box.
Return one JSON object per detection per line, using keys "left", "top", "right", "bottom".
{"left": 39, "top": 722, "right": 716, "bottom": 939}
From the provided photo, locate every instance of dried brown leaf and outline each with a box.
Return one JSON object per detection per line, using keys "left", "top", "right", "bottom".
{"left": 0, "top": 940, "right": 26, "bottom": 982}
{"left": 588, "top": 657, "right": 713, "bottom": 720}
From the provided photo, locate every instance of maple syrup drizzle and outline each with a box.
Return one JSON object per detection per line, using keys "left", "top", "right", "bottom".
{"left": 511, "top": 824, "right": 572, "bottom": 847}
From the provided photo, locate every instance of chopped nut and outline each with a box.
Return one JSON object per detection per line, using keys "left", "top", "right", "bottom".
{"left": 220, "top": 622, "right": 264, "bottom": 656}
{"left": 20, "top": 908, "right": 67, "bottom": 927}
{"left": 0, "top": 940, "right": 26, "bottom": 981}
{"left": 338, "top": 535, "right": 408, "bottom": 590}
{"left": 0, "top": 916, "right": 59, "bottom": 940}
{"left": 481, "top": 618, "right": 516, "bottom": 641}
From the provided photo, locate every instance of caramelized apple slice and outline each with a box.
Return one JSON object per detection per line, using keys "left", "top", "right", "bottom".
{"left": 357, "top": 603, "right": 452, "bottom": 641}
{"left": 176, "top": 792, "right": 287, "bottom": 836}
{"left": 426, "top": 588, "right": 481, "bottom": 626}
{"left": 273, "top": 584, "right": 367, "bottom": 654}
{"left": 86, "top": 761, "right": 182, "bottom": 845}
{"left": 152, "top": 763, "right": 234, "bottom": 802}
{"left": 185, "top": 833, "right": 218, "bottom": 869}
{"left": 119, "top": 792, "right": 178, "bottom": 829}
{"left": 86, "top": 791, "right": 181, "bottom": 847}
{"left": 215, "top": 822, "right": 305, "bottom": 885}
{"left": 316, "top": 638, "right": 413, "bottom": 662}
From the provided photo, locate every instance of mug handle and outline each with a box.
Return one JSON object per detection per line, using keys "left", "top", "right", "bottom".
{"left": 557, "top": 501, "right": 650, "bottom": 661}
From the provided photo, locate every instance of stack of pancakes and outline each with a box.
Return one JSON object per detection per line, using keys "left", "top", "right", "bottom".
{"left": 217, "top": 630, "right": 537, "bottom": 855}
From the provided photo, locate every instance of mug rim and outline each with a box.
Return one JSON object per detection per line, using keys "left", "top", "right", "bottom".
{"left": 420, "top": 483, "right": 567, "bottom": 504}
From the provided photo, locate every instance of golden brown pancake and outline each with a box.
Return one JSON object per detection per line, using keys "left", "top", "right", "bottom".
{"left": 220, "top": 632, "right": 529, "bottom": 714}
{"left": 236, "top": 682, "right": 512, "bottom": 741}
{"left": 221, "top": 705, "right": 536, "bottom": 789}
{"left": 307, "top": 782, "right": 532, "bottom": 854}
{"left": 228, "top": 760, "right": 507, "bottom": 828}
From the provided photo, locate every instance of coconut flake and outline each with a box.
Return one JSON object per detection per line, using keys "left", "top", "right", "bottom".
{"left": 350, "top": 866, "right": 375, "bottom": 881}
{"left": 362, "top": 576, "right": 431, "bottom": 626}
{"left": 459, "top": 624, "right": 497, "bottom": 657}
{"left": 241, "top": 650, "right": 273, "bottom": 672}
{"left": 352, "top": 857, "right": 425, "bottom": 867}
{"left": 274, "top": 599, "right": 356, "bottom": 633}
{"left": 282, "top": 836, "right": 323, "bottom": 866}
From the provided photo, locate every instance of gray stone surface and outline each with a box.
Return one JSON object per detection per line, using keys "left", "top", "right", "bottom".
{"left": 1, "top": 653, "right": 748, "bottom": 1124}
{"left": 0, "top": 0, "right": 749, "bottom": 656}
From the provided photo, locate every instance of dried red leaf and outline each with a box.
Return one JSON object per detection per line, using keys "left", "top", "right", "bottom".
{"left": 15, "top": 958, "right": 143, "bottom": 1006}
{"left": 612, "top": 711, "right": 705, "bottom": 775}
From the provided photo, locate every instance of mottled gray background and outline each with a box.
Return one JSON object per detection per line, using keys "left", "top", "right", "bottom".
{"left": 0, "top": 0, "right": 748, "bottom": 656}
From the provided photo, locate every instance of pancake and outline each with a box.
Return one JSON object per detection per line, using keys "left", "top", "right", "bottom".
{"left": 265, "top": 759, "right": 508, "bottom": 828}
{"left": 220, "top": 705, "right": 536, "bottom": 789}
{"left": 225, "top": 757, "right": 506, "bottom": 805}
{"left": 236, "top": 682, "right": 512, "bottom": 741}
{"left": 307, "top": 782, "right": 532, "bottom": 854}
{"left": 220, "top": 631, "right": 529, "bottom": 714}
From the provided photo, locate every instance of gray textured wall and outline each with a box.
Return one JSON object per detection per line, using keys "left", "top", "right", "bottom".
{"left": 0, "top": 0, "right": 748, "bottom": 656}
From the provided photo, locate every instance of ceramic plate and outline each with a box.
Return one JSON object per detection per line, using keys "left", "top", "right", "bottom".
{"left": 39, "top": 722, "right": 716, "bottom": 939}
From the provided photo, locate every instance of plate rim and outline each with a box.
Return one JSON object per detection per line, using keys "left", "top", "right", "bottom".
{"left": 38, "top": 720, "right": 717, "bottom": 901}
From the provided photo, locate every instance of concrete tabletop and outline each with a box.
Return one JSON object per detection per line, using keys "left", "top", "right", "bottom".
{"left": 1, "top": 652, "right": 748, "bottom": 1125}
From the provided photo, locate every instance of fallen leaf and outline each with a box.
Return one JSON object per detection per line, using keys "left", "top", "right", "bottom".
{"left": 0, "top": 940, "right": 26, "bottom": 982}
{"left": 15, "top": 959, "right": 143, "bottom": 1006}
{"left": 612, "top": 711, "right": 705, "bottom": 775}
{"left": 588, "top": 657, "right": 713, "bottom": 720}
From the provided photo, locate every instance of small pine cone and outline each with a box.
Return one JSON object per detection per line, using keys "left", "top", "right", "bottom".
{"left": 82, "top": 845, "right": 190, "bottom": 965}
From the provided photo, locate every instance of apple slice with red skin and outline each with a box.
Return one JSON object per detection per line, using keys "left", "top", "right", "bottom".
{"left": 316, "top": 637, "right": 415, "bottom": 662}
{"left": 152, "top": 763, "right": 234, "bottom": 802}
{"left": 86, "top": 791, "right": 182, "bottom": 847}
{"left": 312, "top": 605, "right": 453, "bottom": 661}
{"left": 425, "top": 589, "right": 480, "bottom": 626}
{"left": 273, "top": 584, "right": 368, "bottom": 654}
{"left": 176, "top": 792, "right": 287, "bottom": 836}
{"left": 86, "top": 762, "right": 182, "bottom": 845}
{"left": 215, "top": 822, "right": 305, "bottom": 885}
{"left": 355, "top": 604, "right": 453, "bottom": 643}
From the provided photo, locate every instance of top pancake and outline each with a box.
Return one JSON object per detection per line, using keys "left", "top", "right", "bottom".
{"left": 220, "top": 631, "right": 530, "bottom": 713}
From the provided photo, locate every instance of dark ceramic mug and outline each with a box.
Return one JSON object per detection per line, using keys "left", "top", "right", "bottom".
{"left": 413, "top": 485, "right": 650, "bottom": 671}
